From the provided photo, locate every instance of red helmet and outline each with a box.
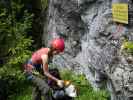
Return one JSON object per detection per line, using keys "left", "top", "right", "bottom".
{"left": 51, "top": 38, "right": 65, "bottom": 52}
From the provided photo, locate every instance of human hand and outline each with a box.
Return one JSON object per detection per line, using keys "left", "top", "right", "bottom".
{"left": 25, "top": 64, "right": 34, "bottom": 73}
{"left": 57, "top": 80, "right": 64, "bottom": 88}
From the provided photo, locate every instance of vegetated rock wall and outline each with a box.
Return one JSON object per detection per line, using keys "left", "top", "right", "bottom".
{"left": 42, "top": 0, "right": 133, "bottom": 99}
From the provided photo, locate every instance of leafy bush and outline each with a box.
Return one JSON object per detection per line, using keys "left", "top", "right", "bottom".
{"left": 0, "top": 0, "right": 33, "bottom": 66}
{"left": 0, "top": 0, "right": 33, "bottom": 99}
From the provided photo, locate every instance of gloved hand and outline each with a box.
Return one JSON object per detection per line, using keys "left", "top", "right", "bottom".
{"left": 57, "top": 80, "right": 64, "bottom": 88}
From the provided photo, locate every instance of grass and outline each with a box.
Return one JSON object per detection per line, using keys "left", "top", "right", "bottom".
{"left": 8, "top": 69, "right": 110, "bottom": 100}
{"left": 60, "top": 69, "right": 110, "bottom": 100}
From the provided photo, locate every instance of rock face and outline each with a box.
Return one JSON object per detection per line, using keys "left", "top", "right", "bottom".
{"left": 42, "top": 0, "right": 133, "bottom": 100}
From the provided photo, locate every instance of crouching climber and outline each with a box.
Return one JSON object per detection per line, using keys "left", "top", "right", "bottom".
{"left": 23, "top": 37, "right": 65, "bottom": 100}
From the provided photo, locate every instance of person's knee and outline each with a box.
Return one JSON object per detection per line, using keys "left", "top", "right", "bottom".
{"left": 32, "top": 76, "right": 51, "bottom": 94}
{"left": 41, "top": 87, "right": 51, "bottom": 96}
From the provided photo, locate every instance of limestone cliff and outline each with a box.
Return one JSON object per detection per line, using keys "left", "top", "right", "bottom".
{"left": 42, "top": 0, "right": 133, "bottom": 99}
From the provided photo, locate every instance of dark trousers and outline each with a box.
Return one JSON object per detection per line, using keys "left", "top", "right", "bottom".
{"left": 23, "top": 59, "right": 52, "bottom": 100}
{"left": 31, "top": 75, "right": 53, "bottom": 100}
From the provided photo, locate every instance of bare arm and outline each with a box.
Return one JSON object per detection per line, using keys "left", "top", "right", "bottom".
{"left": 41, "top": 54, "right": 58, "bottom": 82}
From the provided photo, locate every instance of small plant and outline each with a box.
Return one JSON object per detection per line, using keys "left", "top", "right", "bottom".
{"left": 60, "top": 69, "right": 110, "bottom": 100}
{"left": 121, "top": 40, "right": 133, "bottom": 55}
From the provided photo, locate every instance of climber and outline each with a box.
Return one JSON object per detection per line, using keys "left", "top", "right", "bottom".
{"left": 23, "top": 37, "right": 65, "bottom": 100}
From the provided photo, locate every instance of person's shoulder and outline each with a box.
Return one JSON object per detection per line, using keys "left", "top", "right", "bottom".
{"left": 37, "top": 47, "right": 47, "bottom": 51}
{"left": 38, "top": 47, "right": 50, "bottom": 53}
{"left": 40, "top": 47, "right": 49, "bottom": 49}
{"left": 40, "top": 47, "right": 50, "bottom": 51}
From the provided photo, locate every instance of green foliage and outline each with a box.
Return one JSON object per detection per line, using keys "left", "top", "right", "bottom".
{"left": 0, "top": 64, "right": 32, "bottom": 100}
{"left": 6, "top": 69, "right": 110, "bottom": 100}
{"left": 8, "top": 35, "right": 33, "bottom": 65}
{"left": 60, "top": 69, "right": 110, "bottom": 100}
{"left": 9, "top": 85, "right": 32, "bottom": 100}
{"left": 0, "top": 0, "right": 33, "bottom": 65}
{"left": 0, "top": 0, "right": 33, "bottom": 99}
{"left": 0, "top": 1, "right": 32, "bottom": 63}
{"left": 41, "top": 0, "right": 48, "bottom": 10}
{"left": 121, "top": 40, "right": 133, "bottom": 55}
